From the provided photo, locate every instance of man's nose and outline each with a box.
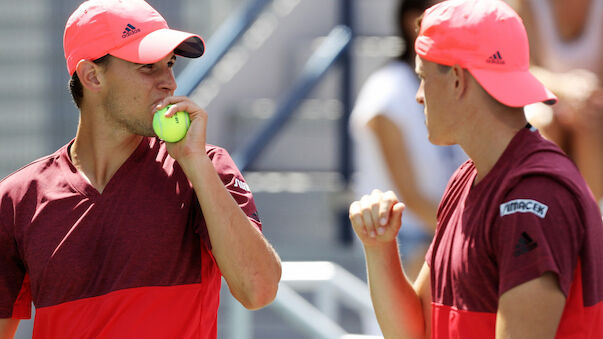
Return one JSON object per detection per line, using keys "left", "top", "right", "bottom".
{"left": 416, "top": 89, "right": 425, "bottom": 105}
{"left": 160, "top": 69, "right": 177, "bottom": 93}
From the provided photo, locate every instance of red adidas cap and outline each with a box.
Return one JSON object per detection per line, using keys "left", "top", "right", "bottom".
{"left": 415, "top": 0, "right": 557, "bottom": 107}
{"left": 64, "top": 0, "right": 205, "bottom": 76}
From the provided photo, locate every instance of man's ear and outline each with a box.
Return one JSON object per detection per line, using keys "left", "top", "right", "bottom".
{"left": 75, "top": 60, "right": 104, "bottom": 92}
{"left": 451, "top": 64, "right": 467, "bottom": 100}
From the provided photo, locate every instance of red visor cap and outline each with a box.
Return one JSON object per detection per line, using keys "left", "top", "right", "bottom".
{"left": 415, "top": 0, "right": 557, "bottom": 107}
{"left": 64, "top": 0, "right": 205, "bottom": 76}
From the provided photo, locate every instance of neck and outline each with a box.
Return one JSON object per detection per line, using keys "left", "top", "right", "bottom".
{"left": 457, "top": 104, "right": 526, "bottom": 185}
{"left": 70, "top": 108, "right": 143, "bottom": 193}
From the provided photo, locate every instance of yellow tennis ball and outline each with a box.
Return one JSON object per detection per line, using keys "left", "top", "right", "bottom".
{"left": 153, "top": 106, "right": 190, "bottom": 143}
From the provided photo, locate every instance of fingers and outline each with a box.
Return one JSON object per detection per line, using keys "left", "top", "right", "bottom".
{"left": 156, "top": 96, "right": 209, "bottom": 155}
{"left": 349, "top": 190, "right": 403, "bottom": 243}
{"left": 391, "top": 202, "right": 405, "bottom": 224}
{"left": 349, "top": 200, "right": 365, "bottom": 235}
{"left": 155, "top": 96, "right": 206, "bottom": 120}
{"left": 359, "top": 194, "right": 375, "bottom": 237}
{"left": 378, "top": 190, "right": 398, "bottom": 230}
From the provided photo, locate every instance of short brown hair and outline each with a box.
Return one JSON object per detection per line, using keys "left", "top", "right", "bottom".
{"left": 68, "top": 55, "right": 111, "bottom": 108}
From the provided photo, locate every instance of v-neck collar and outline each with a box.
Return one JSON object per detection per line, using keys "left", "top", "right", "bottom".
{"left": 59, "top": 137, "right": 151, "bottom": 198}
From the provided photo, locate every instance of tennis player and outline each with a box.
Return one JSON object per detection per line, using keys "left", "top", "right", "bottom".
{"left": 0, "top": 1, "right": 281, "bottom": 337}
{"left": 349, "top": 0, "right": 603, "bottom": 337}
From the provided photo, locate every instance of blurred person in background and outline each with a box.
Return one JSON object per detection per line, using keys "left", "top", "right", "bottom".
{"left": 512, "top": 0, "right": 603, "bottom": 210}
{"left": 0, "top": 0, "right": 281, "bottom": 338}
{"left": 350, "top": 0, "right": 603, "bottom": 337}
{"left": 349, "top": 0, "right": 466, "bottom": 279}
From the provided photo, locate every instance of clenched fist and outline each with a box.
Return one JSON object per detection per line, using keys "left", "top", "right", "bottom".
{"left": 349, "top": 189, "right": 405, "bottom": 247}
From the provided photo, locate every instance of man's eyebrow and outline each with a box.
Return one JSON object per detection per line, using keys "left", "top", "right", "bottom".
{"left": 136, "top": 55, "right": 176, "bottom": 66}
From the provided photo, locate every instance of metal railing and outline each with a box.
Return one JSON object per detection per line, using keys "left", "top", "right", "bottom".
{"left": 175, "top": 0, "right": 354, "bottom": 181}
{"left": 227, "top": 261, "right": 383, "bottom": 339}
{"left": 174, "top": 1, "right": 366, "bottom": 336}
{"left": 175, "top": 0, "right": 272, "bottom": 97}
{"left": 231, "top": 25, "right": 352, "bottom": 171}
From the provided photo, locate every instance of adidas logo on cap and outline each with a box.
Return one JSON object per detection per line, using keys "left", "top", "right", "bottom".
{"left": 486, "top": 51, "right": 505, "bottom": 65}
{"left": 122, "top": 24, "right": 141, "bottom": 38}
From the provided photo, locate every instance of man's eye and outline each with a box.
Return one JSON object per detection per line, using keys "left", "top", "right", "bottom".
{"left": 168, "top": 61, "right": 175, "bottom": 68}
{"left": 142, "top": 64, "right": 154, "bottom": 69}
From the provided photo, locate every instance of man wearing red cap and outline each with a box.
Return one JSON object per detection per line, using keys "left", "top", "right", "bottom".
{"left": 0, "top": 0, "right": 281, "bottom": 338}
{"left": 349, "top": 0, "right": 603, "bottom": 338}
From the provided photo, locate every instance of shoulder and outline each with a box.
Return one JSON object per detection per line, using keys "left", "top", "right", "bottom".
{"left": 440, "top": 159, "right": 475, "bottom": 202}
{"left": 205, "top": 144, "right": 234, "bottom": 166}
{"left": 205, "top": 144, "right": 229, "bottom": 158}
{"left": 503, "top": 129, "right": 585, "bottom": 191}
{"left": 517, "top": 151, "right": 579, "bottom": 187}
{"left": 447, "top": 160, "right": 475, "bottom": 191}
{"left": 492, "top": 175, "right": 590, "bottom": 296}
{"left": 204, "top": 145, "right": 245, "bottom": 176}
{"left": 500, "top": 175, "right": 577, "bottom": 215}
{"left": 352, "top": 61, "right": 420, "bottom": 121}
{"left": 0, "top": 148, "right": 65, "bottom": 197}
{"left": 437, "top": 160, "right": 475, "bottom": 219}
{"left": 0, "top": 148, "right": 65, "bottom": 223}
{"left": 357, "top": 61, "right": 416, "bottom": 98}
{"left": 363, "top": 61, "right": 416, "bottom": 91}
{"left": 495, "top": 149, "right": 584, "bottom": 220}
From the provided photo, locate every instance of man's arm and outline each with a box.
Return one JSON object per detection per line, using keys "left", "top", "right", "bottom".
{"left": 180, "top": 154, "right": 282, "bottom": 309}
{"left": 496, "top": 272, "right": 565, "bottom": 339}
{"left": 158, "top": 97, "right": 282, "bottom": 310}
{"left": 365, "top": 245, "right": 431, "bottom": 339}
{"left": 350, "top": 190, "right": 431, "bottom": 338}
{"left": 0, "top": 319, "right": 19, "bottom": 339}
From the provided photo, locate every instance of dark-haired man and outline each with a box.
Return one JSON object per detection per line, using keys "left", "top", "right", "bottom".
{"left": 0, "top": 1, "right": 281, "bottom": 337}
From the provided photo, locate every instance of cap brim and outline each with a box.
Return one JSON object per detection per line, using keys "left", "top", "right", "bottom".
{"left": 109, "top": 28, "right": 205, "bottom": 65}
{"left": 468, "top": 68, "right": 557, "bottom": 107}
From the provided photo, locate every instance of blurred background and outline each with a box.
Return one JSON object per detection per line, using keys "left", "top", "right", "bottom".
{"left": 3, "top": 0, "right": 402, "bottom": 338}
{"left": 2, "top": 0, "right": 601, "bottom": 338}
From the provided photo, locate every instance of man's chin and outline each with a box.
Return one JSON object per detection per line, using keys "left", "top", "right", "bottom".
{"left": 429, "top": 136, "right": 456, "bottom": 147}
{"left": 427, "top": 133, "right": 445, "bottom": 146}
{"left": 129, "top": 127, "right": 156, "bottom": 138}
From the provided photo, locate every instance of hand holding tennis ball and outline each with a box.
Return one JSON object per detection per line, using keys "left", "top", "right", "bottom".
{"left": 153, "top": 105, "right": 190, "bottom": 143}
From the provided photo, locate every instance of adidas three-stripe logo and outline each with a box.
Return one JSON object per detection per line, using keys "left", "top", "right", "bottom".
{"left": 513, "top": 232, "right": 538, "bottom": 257}
{"left": 122, "top": 24, "right": 141, "bottom": 38}
{"left": 486, "top": 51, "right": 505, "bottom": 64}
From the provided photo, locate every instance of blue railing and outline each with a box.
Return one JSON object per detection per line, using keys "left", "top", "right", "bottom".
{"left": 232, "top": 25, "right": 352, "bottom": 171}
{"left": 337, "top": 0, "right": 355, "bottom": 243}
{"left": 176, "top": 0, "right": 355, "bottom": 243}
{"left": 175, "top": 0, "right": 272, "bottom": 97}
{"left": 176, "top": 0, "right": 354, "bottom": 173}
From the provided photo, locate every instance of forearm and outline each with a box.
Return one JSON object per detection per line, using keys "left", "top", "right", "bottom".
{"left": 179, "top": 154, "right": 281, "bottom": 309}
{"left": 0, "top": 319, "right": 19, "bottom": 339}
{"left": 364, "top": 241, "right": 427, "bottom": 339}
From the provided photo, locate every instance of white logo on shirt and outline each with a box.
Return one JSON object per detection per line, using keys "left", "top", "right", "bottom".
{"left": 499, "top": 199, "right": 548, "bottom": 219}
{"left": 234, "top": 178, "right": 251, "bottom": 192}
